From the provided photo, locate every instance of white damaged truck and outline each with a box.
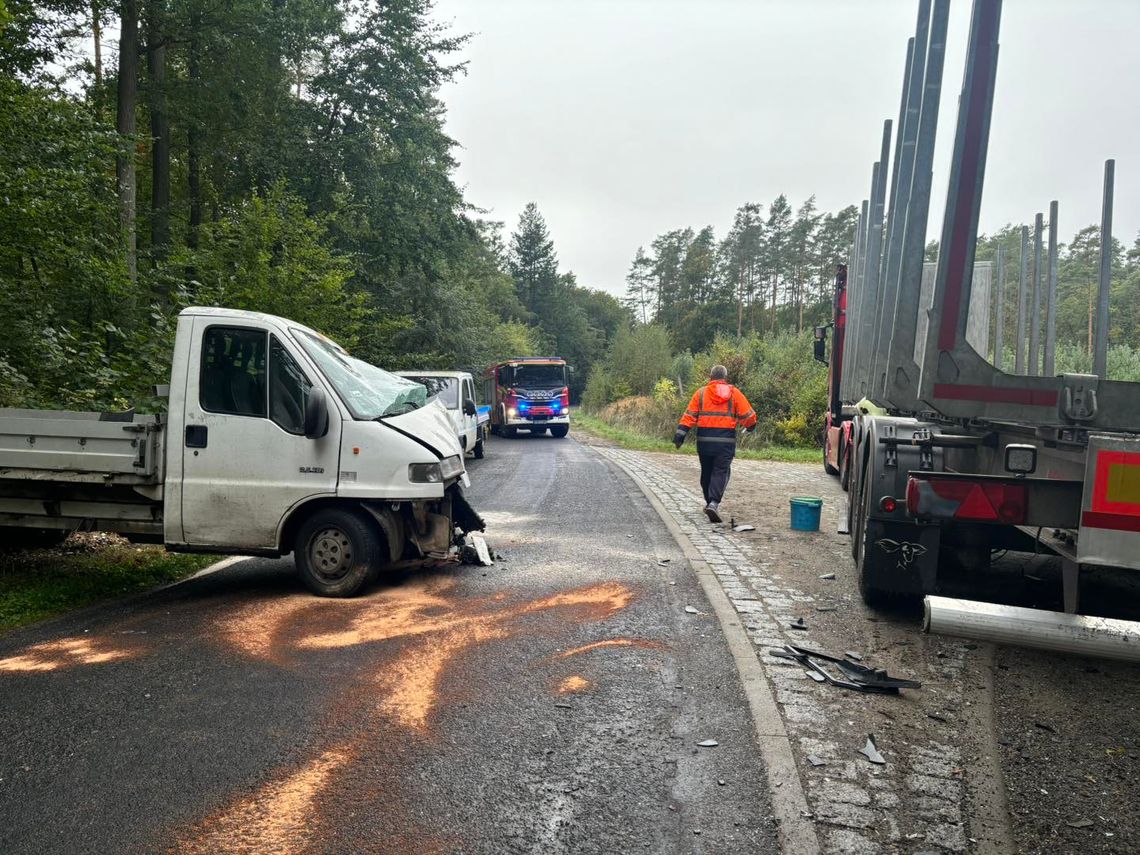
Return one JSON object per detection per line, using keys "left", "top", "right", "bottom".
{"left": 0, "top": 307, "right": 485, "bottom": 597}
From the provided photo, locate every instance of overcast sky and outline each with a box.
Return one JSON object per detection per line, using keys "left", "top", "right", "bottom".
{"left": 432, "top": 0, "right": 1140, "bottom": 297}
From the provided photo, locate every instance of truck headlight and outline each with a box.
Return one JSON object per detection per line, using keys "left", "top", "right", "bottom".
{"left": 409, "top": 463, "right": 442, "bottom": 483}
{"left": 439, "top": 454, "right": 464, "bottom": 480}
{"left": 508, "top": 407, "right": 517, "bottom": 418}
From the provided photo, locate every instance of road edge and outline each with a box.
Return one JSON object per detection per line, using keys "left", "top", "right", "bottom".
{"left": 599, "top": 448, "right": 821, "bottom": 855}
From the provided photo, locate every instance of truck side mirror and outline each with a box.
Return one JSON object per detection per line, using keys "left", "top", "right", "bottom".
{"left": 305, "top": 387, "right": 329, "bottom": 439}
{"left": 463, "top": 398, "right": 477, "bottom": 417}
{"left": 813, "top": 338, "right": 827, "bottom": 365}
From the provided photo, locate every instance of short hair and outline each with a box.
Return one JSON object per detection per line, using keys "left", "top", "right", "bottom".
{"left": 709, "top": 364, "right": 728, "bottom": 380}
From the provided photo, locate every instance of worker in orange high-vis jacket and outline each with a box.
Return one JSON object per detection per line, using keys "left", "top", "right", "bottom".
{"left": 673, "top": 364, "right": 758, "bottom": 523}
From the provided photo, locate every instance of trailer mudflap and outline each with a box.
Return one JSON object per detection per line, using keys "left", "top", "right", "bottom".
{"left": 864, "top": 518, "right": 941, "bottom": 595}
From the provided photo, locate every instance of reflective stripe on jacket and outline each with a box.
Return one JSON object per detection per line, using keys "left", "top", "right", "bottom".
{"left": 677, "top": 382, "right": 757, "bottom": 446}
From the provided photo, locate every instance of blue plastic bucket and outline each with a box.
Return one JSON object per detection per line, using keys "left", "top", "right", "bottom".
{"left": 789, "top": 496, "right": 823, "bottom": 532}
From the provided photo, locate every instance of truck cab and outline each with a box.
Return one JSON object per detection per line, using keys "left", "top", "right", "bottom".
{"left": 395, "top": 371, "right": 488, "bottom": 459}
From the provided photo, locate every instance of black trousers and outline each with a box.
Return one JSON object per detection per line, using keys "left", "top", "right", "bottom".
{"left": 698, "top": 445, "right": 735, "bottom": 504}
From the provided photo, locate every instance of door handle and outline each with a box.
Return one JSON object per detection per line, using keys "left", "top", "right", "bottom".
{"left": 185, "top": 425, "right": 208, "bottom": 448}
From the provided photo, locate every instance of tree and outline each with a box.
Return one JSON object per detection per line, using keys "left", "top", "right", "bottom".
{"left": 508, "top": 203, "right": 559, "bottom": 313}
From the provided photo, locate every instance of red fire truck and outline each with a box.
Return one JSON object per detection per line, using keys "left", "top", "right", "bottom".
{"left": 483, "top": 357, "right": 571, "bottom": 438}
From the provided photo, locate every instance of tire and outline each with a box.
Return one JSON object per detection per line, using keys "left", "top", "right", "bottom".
{"left": 550, "top": 424, "right": 569, "bottom": 438}
{"left": 503, "top": 426, "right": 517, "bottom": 438}
{"left": 474, "top": 437, "right": 485, "bottom": 459}
{"left": 294, "top": 508, "right": 384, "bottom": 597}
{"left": 0, "top": 527, "right": 70, "bottom": 551}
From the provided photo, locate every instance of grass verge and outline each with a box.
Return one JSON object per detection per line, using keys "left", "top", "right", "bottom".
{"left": 0, "top": 536, "right": 218, "bottom": 633}
{"left": 573, "top": 412, "right": 820, "bottom": 464}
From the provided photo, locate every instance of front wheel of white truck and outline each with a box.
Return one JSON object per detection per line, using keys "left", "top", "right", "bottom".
{"left": 295, "top": 508, "right": 383, "bottom": 597}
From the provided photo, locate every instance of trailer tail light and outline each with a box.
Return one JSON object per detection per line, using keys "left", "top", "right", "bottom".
{"left": 907, "top": 476, "right": 1028, "bottom": 525}
{"left": 879, "top": 496, "right": 898, "bottom": 513}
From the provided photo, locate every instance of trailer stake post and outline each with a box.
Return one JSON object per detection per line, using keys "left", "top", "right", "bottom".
{"left": 1093, "top": 159, "right": 1115, "bottom": 379}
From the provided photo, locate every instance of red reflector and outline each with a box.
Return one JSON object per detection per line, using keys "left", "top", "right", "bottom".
{"left": 879, "top": 496, "right": 897, "bottom": 513}
{"left": 921, "top": 478, "right": 1028, "bottom": 524}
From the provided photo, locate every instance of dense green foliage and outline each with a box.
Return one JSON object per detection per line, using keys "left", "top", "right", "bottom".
{"left": 975, "top": 225, "right": 1140, "bottom": 378}
{"left": 585, "top": 195, "right": 856, "bottom": 449}
{"left": 0, "top": 1, "right": 623, "bottom": 410}
{"left": 622, "top": 196, "right": 859, "bottom": 352}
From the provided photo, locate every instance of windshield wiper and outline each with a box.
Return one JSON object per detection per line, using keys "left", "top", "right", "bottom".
{"left": 375, "top": 401, "right": 421, "bottom": 419}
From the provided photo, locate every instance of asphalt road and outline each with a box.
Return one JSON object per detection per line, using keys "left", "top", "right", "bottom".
{"left": 0, "top": 433, "right": 777, "bottom": 854}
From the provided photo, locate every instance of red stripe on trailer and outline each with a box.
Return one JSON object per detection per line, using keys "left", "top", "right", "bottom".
{"left": 938, "top": 1, "right": 1000, "bottom": 351}
{"left": 932, "top": 383, "right": 1058, "bottom": 407}
{"left": 1082, "top": 511, "right": 1140, "bottom": 533}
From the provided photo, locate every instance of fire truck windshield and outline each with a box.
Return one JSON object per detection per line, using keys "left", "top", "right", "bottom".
{"left": 511, "top": 364, "right": 566, "bottom": 388}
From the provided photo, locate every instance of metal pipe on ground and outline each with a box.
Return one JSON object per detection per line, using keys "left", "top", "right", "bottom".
{"left": 1014, "top": 225, "right": 1028, "bottom": 374}
{"left": 924, "top": 596, "right": 1140, "bottom": 663}
{"left": 1044, "top": 200, "right": 1059, "bottom": 376}
{"left": 1094, "top": 159, "right": 1115, "bottom": 379}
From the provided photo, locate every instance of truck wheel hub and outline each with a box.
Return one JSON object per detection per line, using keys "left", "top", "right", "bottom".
{"left": 311, "top": 527, "right": 353, "bottom": 579}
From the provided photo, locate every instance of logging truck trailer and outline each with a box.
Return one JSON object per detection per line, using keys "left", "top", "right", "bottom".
{"left": 816, "top": 0, "right": 1139, "bottom": 615}
{"left": 0, "top": 307, "right": 485, "bottom": 598}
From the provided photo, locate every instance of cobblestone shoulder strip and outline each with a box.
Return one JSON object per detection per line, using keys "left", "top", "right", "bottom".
{"left": 600, "top": 447, "right": 821, "bottom": 855}
{"left": 597, "top": 447, "right": 973, "bottom": 855}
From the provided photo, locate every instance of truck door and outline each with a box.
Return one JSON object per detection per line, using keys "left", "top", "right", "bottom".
{"left": 180, "top": 320, "right": 339, "bottom": 550}
{"left": 462, "top": 377, "right": 478, "bottom": 444}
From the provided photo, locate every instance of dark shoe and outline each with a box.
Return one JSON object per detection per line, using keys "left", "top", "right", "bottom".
{"left": 704, "top": 502, "right": 722, "bottom": 523}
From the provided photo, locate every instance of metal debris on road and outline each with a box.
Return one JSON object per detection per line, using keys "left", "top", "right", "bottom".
{"left": 657, "top": 559, "right": 671, "bottom": 565}
{"left": 859, "top": 735, "right": 886, "bottom": 765}
{"left": 806, "top": 670, "right": 826, "bottom": 683}
{"left": 697, "top": 739, "right": 719, "bottom": 748}
{"left": 733, "top": 524, "right": 756, "bottom": 532}
{"left": 789, "top": 618, "right": 808, "bottom": 631}
{"left": 717, "top": 779, "right": 726, "bottom": 786}
{"left": 819, "top": 572, "right": 836, "bottom": 580}
{"left": 927, "top": 711, "right": 950, "bottom": 723}
{"left": 1067, "top": 819, "right": 1094, "bottom": 829}
{"left": 684, "top": 606, "right": 699, "bottom": 614}
{"left": 807, "top": 754, "right": 827, "bottom": 767}
{"left": 554, "top": 703, "right": 572, "bottom": 709}
{"left": 844, "top": 650, "right": 862, "bottom": 661}
{"left": 769, "top": 644, "right": 921, "bottom": 694}
{"left": 815, "top": 605, "right": 837, "bottom": 612}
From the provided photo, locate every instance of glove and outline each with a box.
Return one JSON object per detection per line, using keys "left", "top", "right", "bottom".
{"left": 744, "top": 424, "right": 757, "bottom": 434}
{"left": 673, "top": 429, "right": 686, "bottom": 449}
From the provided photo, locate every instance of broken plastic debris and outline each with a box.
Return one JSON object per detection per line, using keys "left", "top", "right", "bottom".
{"left": 657, "top": 559, "right": 671, "bottom": 566}
{"left": 807, "top": 754, "right": 826, "bottom": 767}
{"left": 819, "top": 573, "right": 836, "bottom": 580}
{"left": 469, "top": 533, "right": 493, "bottom": 566}
{"left": 733, "top": 524, "right": 755, "bottom": 532}
{"left": 806, "top": 671, "right": 826, "bottom": 683}
{"left": 789, "top": 618, "right": 808, "bottom": 631}
{"left": 844, "top": 651, "right": 862, "bottom": 661}
{"left": 554, "top": 703, "right": 572, "bottom": 709}
{"left": 684, "top": 606, "right": 699, "bottom": 615}
{"left": 697, "top": 739, "right": 719, "bottom": 748}
{"left": 1067, "top": 819, "right": 1094, "bottom": 829}
{"left": 717, "top": 779, "right": 726, "bottom": 786}
{"left": 859, "top": 735, "right": 886, "bottom": 765}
